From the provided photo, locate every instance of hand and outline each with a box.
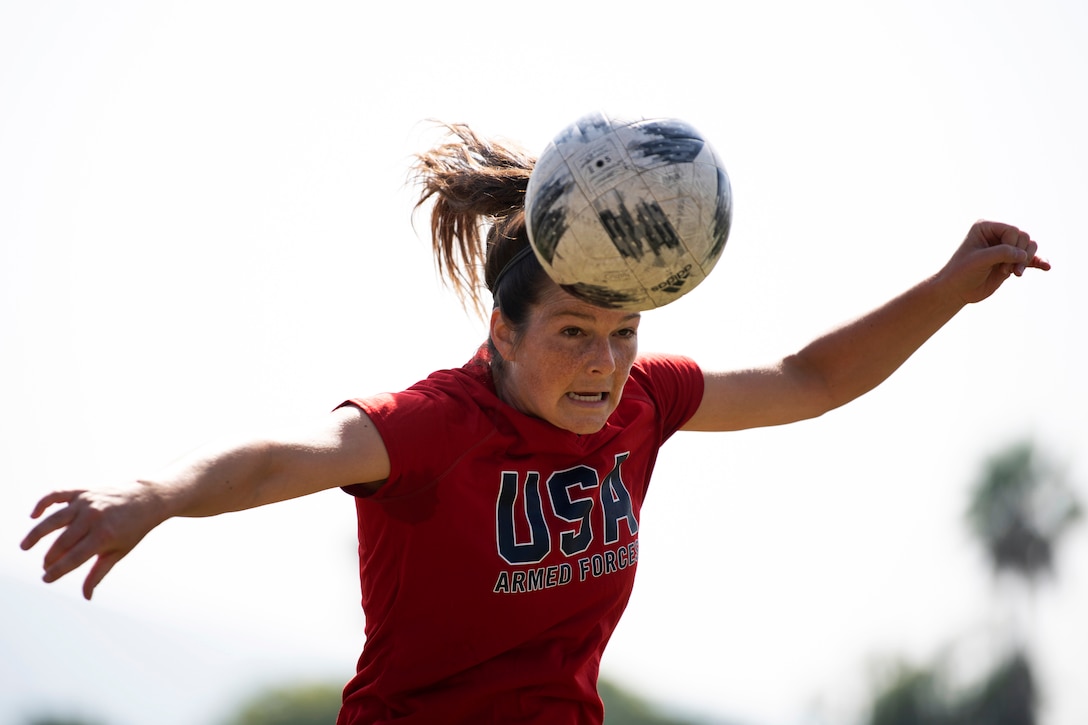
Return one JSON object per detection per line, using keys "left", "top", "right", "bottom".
{"left": 940, "top": 221, "right": 1050, "bottom": 305}
{"left": 20, "top": 484, "right": 164, "bottom": 600}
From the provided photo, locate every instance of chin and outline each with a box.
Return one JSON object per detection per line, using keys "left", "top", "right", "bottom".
{"left": 562, "top": 418, "right": 609, "bottom": 436}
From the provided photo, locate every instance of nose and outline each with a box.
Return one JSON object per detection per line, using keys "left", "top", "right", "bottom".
{"left": 586, "top": 336, "right": 617, "bottom": 375}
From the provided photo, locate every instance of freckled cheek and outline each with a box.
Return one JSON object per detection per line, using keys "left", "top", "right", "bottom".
{"left": 610, "top": 356, "right": 635, "bottom": 393}
{"left": 529, "top": 350, "right": 582, "bottom": 395}
{"left": 553, "top": 349, "right": 587, "bottom": 376}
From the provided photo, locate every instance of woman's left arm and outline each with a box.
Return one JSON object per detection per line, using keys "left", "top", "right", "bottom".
{"left": 683, "top": 221, "right": 1050, "bottom": 432}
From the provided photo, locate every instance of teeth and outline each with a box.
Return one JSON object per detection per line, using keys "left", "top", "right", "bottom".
{"left": 568, "top": 392, "right": 604, "bottom": 402}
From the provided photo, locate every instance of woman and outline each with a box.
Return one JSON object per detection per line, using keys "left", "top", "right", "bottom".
{"left": 21, "top": 123, "right": 1049, "bottom": 723}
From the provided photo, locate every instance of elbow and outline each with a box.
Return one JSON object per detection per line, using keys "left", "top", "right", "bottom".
{"left": 781, "top": 352, "right": 845, "bottom": 421}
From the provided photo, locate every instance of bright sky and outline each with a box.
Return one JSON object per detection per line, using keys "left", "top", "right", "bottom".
{"left": 2, "top": 2, "right": 1086, "bottom": 725}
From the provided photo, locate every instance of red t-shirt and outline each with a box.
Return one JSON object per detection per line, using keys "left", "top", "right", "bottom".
{"left": 337, "top": 346, "right": 704, "bottom": 724}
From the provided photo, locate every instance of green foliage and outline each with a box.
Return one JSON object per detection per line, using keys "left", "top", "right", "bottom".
{"left": 868, "top": 661, "right": 957, "bottom": 725}
{"left": 966, "top": 439, "right": 1081, "bottom": 582}
{"left": 218, "top": 681, "right": 342, "bottom": 725}
{"left": 213, "top": 677, "right": 705, "bottom": 725}
{"left": 866, "top": 650, "right": 1036, "bottom": 725}
{"left": 955, "top": 651, "right": 1035, "bottom": 725}
{"left": 599, "top": 677, "right": 702, "bottom": 725}
{"left": 865, "top": 439, "right": 1073, "bottom": 725}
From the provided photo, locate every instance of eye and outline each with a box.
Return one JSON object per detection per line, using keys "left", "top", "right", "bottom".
{"left": 615, "top": 326, "right": 638, "bottom": 339}
{"left": 560, "top": 327, "right": 585, "bottom": 337}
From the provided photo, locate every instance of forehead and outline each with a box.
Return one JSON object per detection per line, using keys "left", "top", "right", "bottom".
{"left": 532, "top": 285, "right": 641, "bottom": 325}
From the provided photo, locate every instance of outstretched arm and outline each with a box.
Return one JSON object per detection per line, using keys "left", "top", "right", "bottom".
{"left": 20, "top": 405, "right": 389, "bottom": 600}
{"left": 683, "top": 221, "right": 1050, "bottom": 432}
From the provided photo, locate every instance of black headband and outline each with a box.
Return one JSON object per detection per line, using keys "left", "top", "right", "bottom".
{"left": 491, "top": 245, "right": 534, "bottom": 295}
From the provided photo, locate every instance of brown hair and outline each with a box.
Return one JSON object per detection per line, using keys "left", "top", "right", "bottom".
{"left": 412, "top": 123, "right": 552, "bottom": 327}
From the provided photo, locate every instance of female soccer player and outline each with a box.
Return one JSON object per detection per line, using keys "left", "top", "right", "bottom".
{"left": 21, "top": 124, "right": 1049, "bottom": 724}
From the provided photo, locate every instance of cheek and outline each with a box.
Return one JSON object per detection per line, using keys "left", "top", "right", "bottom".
{"left": 614, "top": 354, "right": 637, "bottom": 389}
{"left": 536, "top": 344, "right": 579, "bottom": 373}
{"left": 518, "top": 347, "right": 575, "bottom": 393}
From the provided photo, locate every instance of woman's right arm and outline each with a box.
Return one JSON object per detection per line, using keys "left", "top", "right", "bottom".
{"left": 20, "top": 404, "right": 389, "bottom": 600}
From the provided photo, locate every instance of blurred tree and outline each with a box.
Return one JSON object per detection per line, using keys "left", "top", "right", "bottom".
{"left": 960, "top": 439, "right": 1079, "bottom": 725}
{"left": 214, "top": 677, "right": 708, "bottom": 725}
{"left": 599, "top": 678, "right": 702, "bottom": 724}
{"left": 864, "top": 439, "right": 1080, "bottom": 725}
{"left": 866, "top": 660, "right": 956, "bottom": 725}
{"left": 966, "top": 440, "right": 1081, "bottom": 585}
{"left": 218, "top": 681, "right": 341, "bottom": 725}
{"left": 953, "top": 650, "right": 1035, "bottom": 725}
{"left": 865, "top": 649, "right": 1037, "bottom": 725}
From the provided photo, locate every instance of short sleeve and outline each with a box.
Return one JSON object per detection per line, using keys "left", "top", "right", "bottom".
{"left": 341, "top": 371, "right": 497, "bottom": 499}
{"left": 626, "top": 353, "right": 704, "bottom": 442}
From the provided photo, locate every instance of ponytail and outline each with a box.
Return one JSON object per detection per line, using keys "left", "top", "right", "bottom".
{"left": 412, "top": 123, "right": 544, "bottom": 316}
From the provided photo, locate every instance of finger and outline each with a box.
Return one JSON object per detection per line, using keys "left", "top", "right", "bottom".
{"left": 974, "top": 220, "right": 1022, "bottom": 246}
{"left": 29, "top": 490, "right": 84, "bottom": 519}
{"left": 976, "top": 240, "right": 1028, "bottom": 270}
{"left": 84, "top": 552, "right": 124, "bottom": 601}
{"left": 20, "top": 503, "right": 79, "bottom": 551}
{"left": 1003, "top": 229, "right": 1032, "bottom": 275}
{"left": 42, "top": 513, "right": 92, "bottom": 569}
{"left": 1014, "top": 238, "right": 1038, "bottom": 276}
{"left": 1029, "top": 254, "right": 1051, "bottom": 271}
{"left": 41, "top": 529, "right": 100, "bottom": 584}
{"left": 999, "top": 225, "right": 1023, "bottom": 252}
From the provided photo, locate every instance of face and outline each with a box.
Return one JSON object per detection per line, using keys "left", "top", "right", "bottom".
{"left": 490, "top": 284, "right": 640, "bottom": 435}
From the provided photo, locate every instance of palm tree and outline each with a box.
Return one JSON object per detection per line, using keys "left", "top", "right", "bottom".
{"left": 962, "top": 438, "right": 1081, "bottom": 724}
{"left": 966, "top": 440, "right": 1081, "bottom": 586}
{"left": 864, "top": 439, "right": 1080, "bottom": 725}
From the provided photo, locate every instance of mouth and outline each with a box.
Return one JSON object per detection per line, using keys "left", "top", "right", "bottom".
{"left": 567, "top": 391, "right": 608, "bottom": 403}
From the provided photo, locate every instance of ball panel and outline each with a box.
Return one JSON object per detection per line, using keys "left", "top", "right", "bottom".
{"left": 655, "top": 195, "right": 707, "bottom": 260}
{"left": 559, "top": 282, "right": 645, "bottom": 310}
{"left": 566, "top": 134, "right": 641, "bottom": 199}
{"left": 708, "top": 162, "right": 733, "bottom": 266}
{"left": 623, "top": 118, "right": 706, "bottom": 168}
{"left": 553, "top": 206, "right": 636, "bottom": 275}
{"left": 643, "top": 259, "right": 706, "bottom": 309}
{"left": 524, "top": 147, "right": 577, "bottom": 265}
{"left": 687, "top": 157, "right": 722, "bottom": 204}
{"left": 585, "top": 185, "right": 685, "bottom": 264}
{"left": 553, "top": 112, "right": 638, "bottom": 158}
{"left": 551, "top": 112, "right": 609, "bottom": 151}
{"left": 638, "top": 159, "right": 694, "bottom": 202}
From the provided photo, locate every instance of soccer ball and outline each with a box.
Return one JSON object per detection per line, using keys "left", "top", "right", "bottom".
{"left": 524, "top": 112, "right": 732, "bottom": 311}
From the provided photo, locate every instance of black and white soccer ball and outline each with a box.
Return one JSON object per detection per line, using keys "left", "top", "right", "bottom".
{"left": 524, "top": 112, "right": 732, "bottom": 311}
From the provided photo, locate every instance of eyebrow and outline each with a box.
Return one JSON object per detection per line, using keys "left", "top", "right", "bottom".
{"left": 552, "top": 309, "right": 641, "bottom": 323}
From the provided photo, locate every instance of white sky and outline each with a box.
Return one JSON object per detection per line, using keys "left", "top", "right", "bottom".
{"left": 2, "top": 2, "right": 1086, "bottom": 724}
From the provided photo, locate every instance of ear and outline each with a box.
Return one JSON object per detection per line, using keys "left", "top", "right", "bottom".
{"left": 489, "top": 308, "right": 518, "bottom": 362}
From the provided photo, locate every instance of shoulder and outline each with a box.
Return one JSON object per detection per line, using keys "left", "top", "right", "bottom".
{"left": 621, "top": 353, "right": 705, "bottom": 435}
{"left": 627, "top": 352, "right": 704, "bottom": 397}
{"left": 350, "top": 348, "right": 496, "bottom": 426}
{"left": 342, "top": 350, "right": 503, "bottom": 497}
{"left": 631, "top": 352, "right": 702, "bottom": 377}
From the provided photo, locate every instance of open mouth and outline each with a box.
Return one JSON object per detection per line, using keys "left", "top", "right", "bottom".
{"left": 567, "top": 391, "right": 607, "bottom": 403}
